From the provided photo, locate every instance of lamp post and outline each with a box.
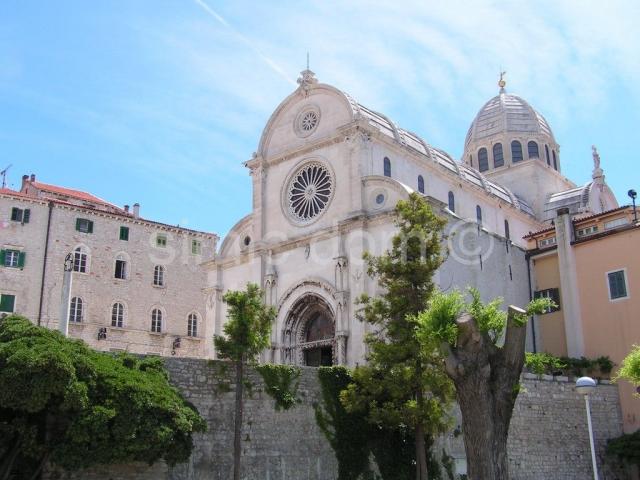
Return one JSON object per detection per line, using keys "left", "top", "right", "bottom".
{"left": 628, "top": 189, "right": 637, "bottom": 222}
{"left": 59, "top": 253, "right": 74, "bottom": 337}
{"left": 576, "top": 376, "right": 599, "bottom": 480}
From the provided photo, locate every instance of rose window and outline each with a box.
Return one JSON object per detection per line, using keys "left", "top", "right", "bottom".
{"left": 287, "top": 163, "right": 333, "bottom": 223}
{"left": 300, "top": 111, "right": 318, "bottom": 132}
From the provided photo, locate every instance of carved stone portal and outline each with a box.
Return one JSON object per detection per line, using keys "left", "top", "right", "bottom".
{"left": 281, "top": 294, "right": 337, "bottom": 367}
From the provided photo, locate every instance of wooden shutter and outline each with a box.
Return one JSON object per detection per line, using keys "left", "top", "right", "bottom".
{"left": 0, "top": 250, "right": 5, "bottom": 266}
{"left": 17, "top": 252, "right": 26, "bottom": 269}
{"left": 88, "top": 221, "right": 94, "bottom": 233}
{"left": 0, "top": 294, "right": 15, "bottom": 313}
{"left": 23, "top": 209, "right": 30, "bottom": 223}
{"left": 75, "top": 218, "right": 81, "bottom": 231}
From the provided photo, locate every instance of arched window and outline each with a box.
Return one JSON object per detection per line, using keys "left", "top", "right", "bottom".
{"left": 111, "top": 302, "right": 124, "bottom": 328}
{"left": 187, "top": 313, "right": 198, "bottom": 337}
{"left": 448, "top": 191, "right": 455, "bottom": 213}
{"left": 545, "top": 145, "right": 551, "bottom": 165}
{"left": 114, "top": 254, "right": 127, "bottom": 280}
{"left": 552, "top": 150, "right": 558, "bottom": 170}
{"left": 528, "top": 141, "right": 539, "bottom": 159}
{"left": 383, "top": 157, "right": 391, "bottom": 177}
{"left": 69, "top": 297, "right": 83, "bottom": 323}
{"left": 504, "top": 220, "right": 510, "bottom": 240}
{"left": 306, "top": 313, "right": 333, "bottom": 343}
{"left": 73, "top": 246, "right": 88, "bottom": 273}
{"left": 153, "top": 265, "right": 165, "bottom": 286}
{"left": 493, "top": 143, "right": 504, "bottom": 168}
{"left": 476, "top": 205, "right": 483, "bottom": 225}
{"left": 151, "top": 308, "right": 162, "bottom": 333}
{"left": 511, "top": 141, "right": 523, "bottom": 162}
{"left": 418, "top": 175, "right": 425, "bottom": 194}
{"left": 478, "top": 148, "right": 488, "bottom": 172}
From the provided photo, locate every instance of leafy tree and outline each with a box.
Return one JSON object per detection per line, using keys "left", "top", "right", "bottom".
{"left": 343, "top": 193, "right": 454, "bottom": 480}
{"left": 417, "top": 289, "right": 552, "bottom": 480}
{"left": 214, "top": 283, "right": 276, "bottom": 480}
{"left": 0, "top": 315, "right": 206, "bottom": 480}
{"left": 616, "top": 345, "right": 640, "bottom": 387}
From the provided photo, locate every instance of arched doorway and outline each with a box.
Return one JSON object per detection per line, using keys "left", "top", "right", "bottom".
{"left": 282, "top": 294, "right": 335, "bottom": 366}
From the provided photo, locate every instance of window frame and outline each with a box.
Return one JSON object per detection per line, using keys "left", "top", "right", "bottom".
{"left": 114, "top": 254, "right": 128, "bottom": 280}
{"left": 447, "top": 191, "right": 455, "bottom": 213}
{"left": 476, "top": 205, "right": 483, "bottom": 225}
{"left": 151, "top": 308, "right": 163, "bottom": 333}
{"left": 478, "top": 148, "right": 489, "bottom": 172}
{"left": 3, "top": 249, "right": 22, "bottom": 268}
{"left": 606, "top": 268, "right": 629, "bottom": 301}
{"left": 417, "top": 175, "right": 425, "bottom": 194}
{"left": 11, "top": 207, "right": 30, "bottom": 223}
{"left": 156, "top": 234, "right": 167, "bottom": 248}
{"left": 511, "top": 140, "right": 523, "bottom": 163}
{"left": 111, "top": 302, "right": 125, "bottom": 328}
{"left": 191, "top": 239, "right": 202, "bottom": 255}
{"left": 75, "top": 218, "right": 94, "bottom": 234}
{"left": 119, "top": 226, "right": 129, "bottom": 241}
{"left": 383, "top": 157, "right": 391, "bottom": 177}
{"left": 0, "top": 293, "right": 16, "bottom": 313}
{"left": 153, "top": 265, "right": 165, "bottom": 287}
{"left": 492, "top": 143, "right": 504, "bottom": 168}
{"left": 187, "top": 313, "right": 198, "bottom": 337}
{"left": 527, "top": 141, "right": 539, "bottom": 159}
{"left": 69, "top": 297, "right": 84, "bottom": 323}
{"left": 73, "top": 246, "right": 89, "bottom": 273}
{"left": 533, "top": 288, "right": 561, "bottom": 313}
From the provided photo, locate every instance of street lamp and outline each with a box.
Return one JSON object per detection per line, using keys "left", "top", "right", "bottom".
{"left": 628, "top": 189, "right": 637, "bottom": 222}
{"left": 576, "top": 376, "right": 599, "bottom": 480}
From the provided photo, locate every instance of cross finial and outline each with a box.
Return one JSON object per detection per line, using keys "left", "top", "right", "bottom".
{"left": 306, "top": 52, "right": 309, "bottom": 71}
{"left": 498, "top": 71, "right": 507, "bottom": 93}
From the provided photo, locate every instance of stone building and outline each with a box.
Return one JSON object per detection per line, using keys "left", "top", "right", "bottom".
{"left": 210, "top": 70, "right": 619, "bottom": 367}
{"left": 0, "top": 174, "right": 218, "bottom": 358}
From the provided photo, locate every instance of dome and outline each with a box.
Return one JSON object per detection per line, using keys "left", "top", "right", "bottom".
{"left": 465, "top": 92, "right": 554, "bottom": 149}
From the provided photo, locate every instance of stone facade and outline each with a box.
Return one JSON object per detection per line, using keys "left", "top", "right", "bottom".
{"left": 49, "top": 359, "right": 626, "bottom": 480}
{"left": 0, "top": 178, "right": 218, "bottom": 358}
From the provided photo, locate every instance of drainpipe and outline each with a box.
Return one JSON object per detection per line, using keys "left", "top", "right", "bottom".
{"left": 37, "top": 201, "right": 54, "bottom": 326}
{"left": 526, "top": 253, "right": 537, "bottom": 353}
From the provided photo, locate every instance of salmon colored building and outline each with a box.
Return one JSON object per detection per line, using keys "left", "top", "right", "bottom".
{"left": 526, "top": 203, "right": 640, "bottom": 433}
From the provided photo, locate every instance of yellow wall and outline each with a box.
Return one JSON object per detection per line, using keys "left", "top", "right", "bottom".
{"left": 531, "top": 253, "right": 567, "bottom": 357}
{"left": 574, "top": 228, "right": 640, "bottom": 433}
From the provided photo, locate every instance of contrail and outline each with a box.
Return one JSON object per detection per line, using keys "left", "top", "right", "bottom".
{"left": 193, "top": 0, "right": 297, "bottom": 87}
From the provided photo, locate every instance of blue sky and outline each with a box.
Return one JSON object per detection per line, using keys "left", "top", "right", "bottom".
{"left": 1, "top": 1, "right": 639, "bottom": 236}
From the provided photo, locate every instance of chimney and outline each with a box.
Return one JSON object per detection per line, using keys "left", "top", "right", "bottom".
{"left": 30, "top": 174, "right": 36, "bottom": 182}
{"left": 124, "top": 205, "right": 130, "bottom": 213}
{"left": 21, "top": 175, "right": 29, "bottom": 191}
{"left": 133, "top": 203, "right": 140, "bottom": 219}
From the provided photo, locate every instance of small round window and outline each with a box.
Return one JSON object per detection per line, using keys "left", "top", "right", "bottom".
{"left": 243, "top": 236, "right": 251, "bottom": 247}
{"left": 376, "top": 194, "right": 385, "bottom": 205}
{"left": 295, "top": 107, "right": 320, "bottom": 138}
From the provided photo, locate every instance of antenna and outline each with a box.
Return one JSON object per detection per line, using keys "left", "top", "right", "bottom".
{"left": 0, "top": 164, "right": 11, "bottom": 189}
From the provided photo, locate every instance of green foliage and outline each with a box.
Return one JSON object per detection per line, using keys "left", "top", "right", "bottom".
{"left": 524, "top": 353, "right": 566, "bottom": 375}
{"left": 616, "top": 345, "right": 640, "bottom": 386}
{"left": 606, "top": 429, "right": 640, "bottom": 466}
{"left": 354, "top": 193, "right": 453, "bottom": 453}
{"left": 0, "top": 315, "right": 206, "bottom": 477}
{"left": 315, "top": 367, "right": 373, "bottom": 480}
{"left": 214, "top": 283, "right": 276, "bottom": 363}
{"left": 418, "top": 289, "right": 554, "bottom": 347}
{"left": 256, "top": 364, "right": 301, "bottom": 411}
{"left": 315, "top": 367, "right": 445, "bottom": 480}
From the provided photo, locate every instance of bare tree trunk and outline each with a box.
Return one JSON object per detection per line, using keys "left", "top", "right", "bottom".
{"left": 443, "top": 306, "right": 526, "bottom": 480}
{"left": 233, "top": 358, "right": 244, "bottom": 480}
{"left": 28, "top": 452, "right": 49, "bottom": 480}
{"left": 415, "top": 422, "right": 428, "bottom": 480}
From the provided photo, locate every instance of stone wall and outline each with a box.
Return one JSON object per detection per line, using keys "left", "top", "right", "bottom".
{"left": 50, "top": 359, "right": 626, "bottom": 480}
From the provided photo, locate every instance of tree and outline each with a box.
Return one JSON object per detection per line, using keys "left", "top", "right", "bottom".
{"left": 214, "top": 283, "right": 276, "bottom": 480}
{"left": 0, "top": 314, "right": 206, "bottom": 480}
{"left": 343, "top": 193, "right": 453, "bottom": 480}
{"left": 616, "top": 345, "right": 640, "bottom": 387}
{"left": 417, "top": 289, "right": 551, "bottom": 480}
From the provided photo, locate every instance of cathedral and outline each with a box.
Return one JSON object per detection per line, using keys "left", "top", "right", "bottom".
{"left": 207, "top": 70, "right": 618, "bottom": 367}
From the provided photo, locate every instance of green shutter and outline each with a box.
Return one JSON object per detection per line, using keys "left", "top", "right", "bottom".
{"left": 0, "top": 294, "right": 15, "bottom": 313}
{"left": 0, "top": 250, "right": 5, "bottom": 266}
{"left": 11, "top": 208, "right": 20, "bottom": 222}
{"left": 76, "top": 218, "right": 81, "bottom": 231}
{"left": 120, "top": 226, "right": 129, "bottom": 241}
{"left": 23, "top": 209, "right": 30, "bottom": 223}
{"left": 17, "top": 252, "right": 25, "bottom": 269}
{"left": 88, "top": 221, "right": 94, "bottom": 234}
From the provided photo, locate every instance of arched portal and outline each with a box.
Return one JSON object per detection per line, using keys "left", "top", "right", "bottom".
{"left": 282, "top": 294, "right": 335, "bottom": 366}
